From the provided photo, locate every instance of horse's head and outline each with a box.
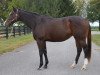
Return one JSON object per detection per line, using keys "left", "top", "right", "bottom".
{"left": 4, "top": 7, "right": 19, "bottom": 27}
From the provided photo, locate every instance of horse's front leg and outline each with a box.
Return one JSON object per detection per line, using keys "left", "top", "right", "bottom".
{"left": 36, "top": 40, "right": 48, "bottom": 70}
{"left": 43, "top": 46, "right": 49, "bottom": 69}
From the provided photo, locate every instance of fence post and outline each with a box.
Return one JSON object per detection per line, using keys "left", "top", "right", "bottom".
{"left": 6, "top": 27, "right": 8, "bottom": 39}
{"left": 18, "top": 26, "right": 21, "bottom": 36}
{"left": 27, "top": 27, "right": 31, "bottom": 34}
{"left": 13, "top": 26, "right": 15, "bottom": 37}
{"left": 23, "top": 26, "right": 26, "bottom": 35}
{"left": 27, "top": 27, "right": 28, "bottom": 34}
{"left": 28, "top": 28, "right": 31, "bottom": 33}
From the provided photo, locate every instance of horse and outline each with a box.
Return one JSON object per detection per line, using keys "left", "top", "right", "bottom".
{"left": 4, "top": 7, "right": 91, "bottom": 70}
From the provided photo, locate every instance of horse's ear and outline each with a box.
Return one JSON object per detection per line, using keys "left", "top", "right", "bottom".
{"left": 12, "top": 6, "right": 17, "bottom": 12}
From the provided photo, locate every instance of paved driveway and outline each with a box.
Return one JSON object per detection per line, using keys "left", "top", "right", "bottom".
{"left": 0, "top": 37, "right": 100, "bottom": 75}
{"left": 92, "top": 31, "right": 100, "bottom": 34}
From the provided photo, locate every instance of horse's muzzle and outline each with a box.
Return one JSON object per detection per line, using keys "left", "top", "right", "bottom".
{"left": 4, "top": 20, "right": 10, "bottom": 27}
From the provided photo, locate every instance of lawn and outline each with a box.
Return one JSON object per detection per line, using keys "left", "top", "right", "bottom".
{"left": 92, "top": 34, "right": 100, "bottom": 46}
{"left": 0, "top": 34, "right": 33, "bottom": 54}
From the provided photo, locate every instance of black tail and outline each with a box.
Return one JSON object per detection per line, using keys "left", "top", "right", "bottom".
{"left": 87, "top": 25, "right": 91, "bottom": 62}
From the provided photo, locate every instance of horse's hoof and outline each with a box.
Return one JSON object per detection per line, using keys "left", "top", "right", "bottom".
{"left": 70, "top": 62, "right": 76, "bottom": 69}
{"left": 43, "top": 66, "right": 48, "bottom": 69}
{"left": 81, "top": 67, "right": 87, "bottom": 70}
{"left": 37, "top": 68, "right": 42, "bottom": 70}
{"left": 70, "top": 65, "right": 75, "bottom": 69}
{"left": 81, "top": 65, "right": 87, "bottom": 70}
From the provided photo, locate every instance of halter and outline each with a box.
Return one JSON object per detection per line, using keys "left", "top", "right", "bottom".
{"left": 11, "top": 9, "right": 19, "bottom": 22}
{"left": 9, "top": 9, "right": 19, "bottom": 37}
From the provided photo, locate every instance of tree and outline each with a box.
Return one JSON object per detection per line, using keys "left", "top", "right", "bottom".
{"left": 87, "top": 0, "right": 100, "bottom": 30}
{"left": 73, "top": 0, "right": 89, "bottom": 18}
{"left": 29, "top": 0, "right": 76, "bottom": 17}
{"left": 30, "top": 0, "right": 60, "bottom": 17}
{"left": 0, "top": 0, "right": 76, "bottom": 20}
{"left": 0, "top": 0, "right": 11, "bottom": 20}
{"left": 58, "top": 0, "right": 76, "bottom": 17}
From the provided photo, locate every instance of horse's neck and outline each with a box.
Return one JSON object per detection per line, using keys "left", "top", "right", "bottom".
{"left": 19, "top": 11, "right": 39, "bottom": 29}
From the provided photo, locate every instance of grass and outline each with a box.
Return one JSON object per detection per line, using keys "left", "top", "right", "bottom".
{"left": 0, "top": 34, "right": 33, "bottom": 54}
{"left": 92, "top": 34, "right": 100, "bottom": 46}
{"left": 91, "top": 27, "right": 99, "bottom": 31}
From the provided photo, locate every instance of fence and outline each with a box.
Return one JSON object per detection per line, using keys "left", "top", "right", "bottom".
{"left": 0, "top": 26, "right": 31, "bottom": 39}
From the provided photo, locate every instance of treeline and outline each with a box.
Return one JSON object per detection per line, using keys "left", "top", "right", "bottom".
{"left": 0, "top": 0, "right": 100, "bottom": 31}
{"left": 0, "top": 0, "right": 76, "bottom": 20}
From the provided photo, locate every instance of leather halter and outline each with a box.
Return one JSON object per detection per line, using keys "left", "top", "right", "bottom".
{"left": 11, "top": 9, "right": 19, "bottom": 22}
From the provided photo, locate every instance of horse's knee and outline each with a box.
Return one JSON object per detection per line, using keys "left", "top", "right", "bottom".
{"left": 80, "top": 40, "right": 86, "bottom": 48}
{"left": 83, "top": 47, "right": 88, "bottom": 53}
{"left": 39, "top": 49, "right": 44, "bottom": 55}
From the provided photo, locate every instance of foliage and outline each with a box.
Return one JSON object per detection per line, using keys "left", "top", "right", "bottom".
{"left": 87, "top": 0, "right": 100, "bottom": 21}
{"left": 58, "top": 0, "right": 76, "bottom": 17}
{"left": 73, "top": 0, "right": 90, "bottom": 17}
{"left": 30, "top": 0, "right": 60, "bottom": 17}
{"left": 0, "top": 0, "right": 76, "bottom": 20}
{"left": 72, "top": 0, "right": 84, "bottom": 16}
{"left": 87, "top": 0, "right": 100, "bottom": 30}
{"left": 0, "top": 0, "right": 11, "bottom": 20}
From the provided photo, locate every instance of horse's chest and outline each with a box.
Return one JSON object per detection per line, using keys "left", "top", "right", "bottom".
{"left": 33, "top": 26, "right": 46, "bottom": 40}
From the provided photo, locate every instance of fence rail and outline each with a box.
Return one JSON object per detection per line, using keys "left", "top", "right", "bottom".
{"left": 0, "top": 26, "right": 31, "bottom": 39}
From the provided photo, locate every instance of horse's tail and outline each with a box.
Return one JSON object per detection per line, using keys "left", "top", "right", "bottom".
{"left": 87, "top": 24, "right": 91, "bottom": 62}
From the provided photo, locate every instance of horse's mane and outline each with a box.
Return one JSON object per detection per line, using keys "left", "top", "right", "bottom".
{"left": 18, "top": 8, "right": 53, "bottom": 19}
{"left": 18, "top": 9, "right": 40, "bottom": 16}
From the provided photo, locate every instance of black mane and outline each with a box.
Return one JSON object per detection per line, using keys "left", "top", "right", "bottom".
{"left": 18, "top": 8, "right": 52, "bottom": 19}
{"left": 18, "top": 9, "right": 40, "bottom": 16}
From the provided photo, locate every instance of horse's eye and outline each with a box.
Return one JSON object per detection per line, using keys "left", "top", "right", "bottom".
{"left": 8, "top": 18, "right": 12, "bottom": 20}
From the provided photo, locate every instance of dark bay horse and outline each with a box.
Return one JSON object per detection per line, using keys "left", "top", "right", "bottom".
{"left": 4, "top": 7, "right": 91, "bottom": 70}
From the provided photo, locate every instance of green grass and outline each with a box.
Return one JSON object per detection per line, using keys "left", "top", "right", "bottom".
{"left": 91, "top": 27, "right": 99, "bottom": 31}
{"left": 0, "top": 34, "right": 33, "bottom": 54}
{"left": 92, "top": 34, "right": 100, "bottom": 46}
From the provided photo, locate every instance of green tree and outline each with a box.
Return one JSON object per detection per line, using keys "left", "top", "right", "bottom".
{"left": 73, "top": 0, "right": 84, "bottom": 16}
{"left": 73, "top": 0, "right": 90, "bottom": 18}
{"left": 1, "top": 0, "right": 76, "bottom": 20}
{"left": 30, "top": 0, "right": 59, "bottom": 17}
{"left": 87, "top": 0, "right": 100, "bottom": 30}
{"left": 0, "top": 0, "right": 11, "bottom": 20}
{"left": 58, "top": 0, "right": 76, "bottom": 17}
{"left": 27, "top": 0, "right": 76, "bottom": 17}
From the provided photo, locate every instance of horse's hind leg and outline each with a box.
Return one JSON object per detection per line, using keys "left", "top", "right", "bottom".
{"left": 79, "top": 40, "right": 89, "bottom": 70}
{"left": 81, "top": 42, "right": 89, "bottom": 70}
{"left": 71, "top": 39, "right": 82, "bottom": 68}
